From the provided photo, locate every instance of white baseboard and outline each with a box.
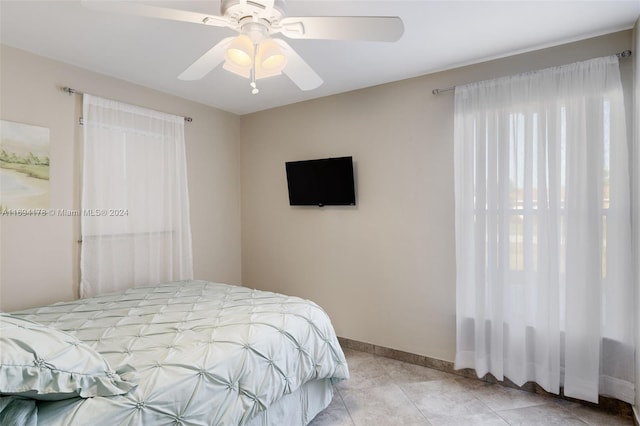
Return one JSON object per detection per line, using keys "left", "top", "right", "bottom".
{"left": 633, "top": 405, "right": 640, "bottom": 425}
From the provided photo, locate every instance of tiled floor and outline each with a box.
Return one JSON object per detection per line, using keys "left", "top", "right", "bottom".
{"left": 310, "top": 348, "right": 633, "bottom": 426}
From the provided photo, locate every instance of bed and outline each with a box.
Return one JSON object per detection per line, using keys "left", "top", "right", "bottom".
{"left": 0, "top": 280, "right": 349, "bottom": 425}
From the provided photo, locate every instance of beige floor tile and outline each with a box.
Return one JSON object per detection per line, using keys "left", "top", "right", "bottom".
{"left": 376, "top": 356, "right": 462, "bottom": 385}
{"left": 401, "top": 379, "right": 495, "bottom": 421}
{"left": 469, "top": 382, "right": 550, "bottom": 411}
{"left": 337, "top": 349, "right": 390, "bottom": 391}
{"left": 569, "top": 405, "right": 633, "bottom": 426}
{"left": 341, "top": 383, "right": 430, "bottom": 425}
{"left": 401, "top": 377, "right": 475, "bottom": 397}
{"left": 428, "top": 412, "right": 510, "bottom": 426}
{"left": 496, "top": 403, "right": 588, "bottom": 425}
{"left": 313, "top": 349, "right": 632, "bottom": 426}
{"left": 308, "top": 392, "right": 354, "bottom": 426}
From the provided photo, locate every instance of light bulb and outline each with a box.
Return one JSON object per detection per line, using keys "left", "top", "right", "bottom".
{"left": 225, "top": 35, "right": 254, "bottom": 68}
{"left": 257, "top": 39, "right": 286, "bottom": 72}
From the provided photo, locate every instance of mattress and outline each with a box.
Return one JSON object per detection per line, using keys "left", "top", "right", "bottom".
{"left": 1, "top": 280, "right": 349, "bottom": 425}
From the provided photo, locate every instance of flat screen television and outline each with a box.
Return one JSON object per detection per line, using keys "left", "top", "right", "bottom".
{"left": 285, "top": 156, "right": 356, "bottom": 207}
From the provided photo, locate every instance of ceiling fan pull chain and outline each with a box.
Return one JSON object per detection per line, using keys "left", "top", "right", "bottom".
{"left": 250, "top": 42, "right": 259, "bottom": 95}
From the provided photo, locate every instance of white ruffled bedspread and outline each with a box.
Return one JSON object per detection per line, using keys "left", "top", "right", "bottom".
{"left": 11, "top": 280, "right": 349, "bottom": 425}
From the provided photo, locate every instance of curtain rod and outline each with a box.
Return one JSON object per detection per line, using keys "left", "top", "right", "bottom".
{"left": 60, "top": 86, "right": 193, "bottom": 122}
{"left": 431, "top": 49, "right": 633, "bottom": 95}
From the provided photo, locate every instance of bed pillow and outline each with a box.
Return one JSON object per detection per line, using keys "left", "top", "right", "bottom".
{"left": 0, "top": 313, "right": 136, "bottom": 400}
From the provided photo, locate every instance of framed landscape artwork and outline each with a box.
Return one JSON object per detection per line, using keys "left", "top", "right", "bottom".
{"left": 0, "top": 120, "right": 50, "bottom": 209}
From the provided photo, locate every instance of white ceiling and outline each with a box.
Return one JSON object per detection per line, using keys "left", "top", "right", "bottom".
{"left": 1, "top": 1, "right": 639, "bottom": 115}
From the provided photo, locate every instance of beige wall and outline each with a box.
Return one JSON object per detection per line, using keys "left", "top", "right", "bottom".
{"left": 633, "top": 17, "right": 640, "bottom": 418}
{"left": 0, "top": 45, "right": 242, "bottom": 311}
{"left": 240, "top": 31, "right": 633, "bottom": 362}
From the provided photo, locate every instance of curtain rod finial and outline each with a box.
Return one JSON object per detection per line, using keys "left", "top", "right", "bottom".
{"left": 617, "top": 50, "right": 632, "bottom": 59}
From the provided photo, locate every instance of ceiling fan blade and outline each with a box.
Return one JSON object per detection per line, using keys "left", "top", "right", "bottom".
{"left": 277, "top": 16, "right": 404, "bottom": 42}
{"left": 256, "top": 0, "right": 275, "bottom": 10}
{"left": 178, "top": 37, "right": 235, "bottom": 81}
{"left": 81, "top": 0, "right": 231, "bottom": 28}
{"left": 273, "top": 39, "right": 323, "bottom": 91}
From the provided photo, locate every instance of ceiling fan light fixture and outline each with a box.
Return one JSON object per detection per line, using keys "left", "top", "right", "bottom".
{"left": 223, "top": 59, "right": 283, "bottom": 80}
{"left": 258, "top": 38, "right": 287, "bottom": 72}
{"left": 222, "top": 59, "right": 251, "bottom": 78}
{"left": 224, "top": 36, "right": 287, "bottom": 83}
{"left": 225, "top": 34, "right": 254, "bottom": 67}
{"left": 254, "top": 67, "right": 283, "bottom": 79}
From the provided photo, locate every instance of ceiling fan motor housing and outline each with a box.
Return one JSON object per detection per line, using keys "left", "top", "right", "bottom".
{"left": 221, "top": 0, "right": 287, "bottom": 27}
{"left": 240, "top": 20, "right": 270, "bottom": 43}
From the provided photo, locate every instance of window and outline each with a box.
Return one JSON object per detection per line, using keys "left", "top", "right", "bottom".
{"left": 453, "top": 56, "right": 633, "bottom": 404}
{"left": 80, "top": 94, "right": 193, "bottom": 298}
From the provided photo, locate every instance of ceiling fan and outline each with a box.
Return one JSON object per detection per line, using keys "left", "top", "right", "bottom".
{"left": 82, "top": 0, "right": 404, "bottom": 94}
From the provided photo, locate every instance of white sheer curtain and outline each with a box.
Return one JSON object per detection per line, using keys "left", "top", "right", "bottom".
{"left": 81, "top": 94, "right": 193, "bottom": 298}
{"left": 453, "top": 56, "right": 633, "bottom": 403}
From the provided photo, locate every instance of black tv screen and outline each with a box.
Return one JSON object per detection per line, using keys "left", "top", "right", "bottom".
{"left": 285, "top": 156, "right": 356, "bottom": 207}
